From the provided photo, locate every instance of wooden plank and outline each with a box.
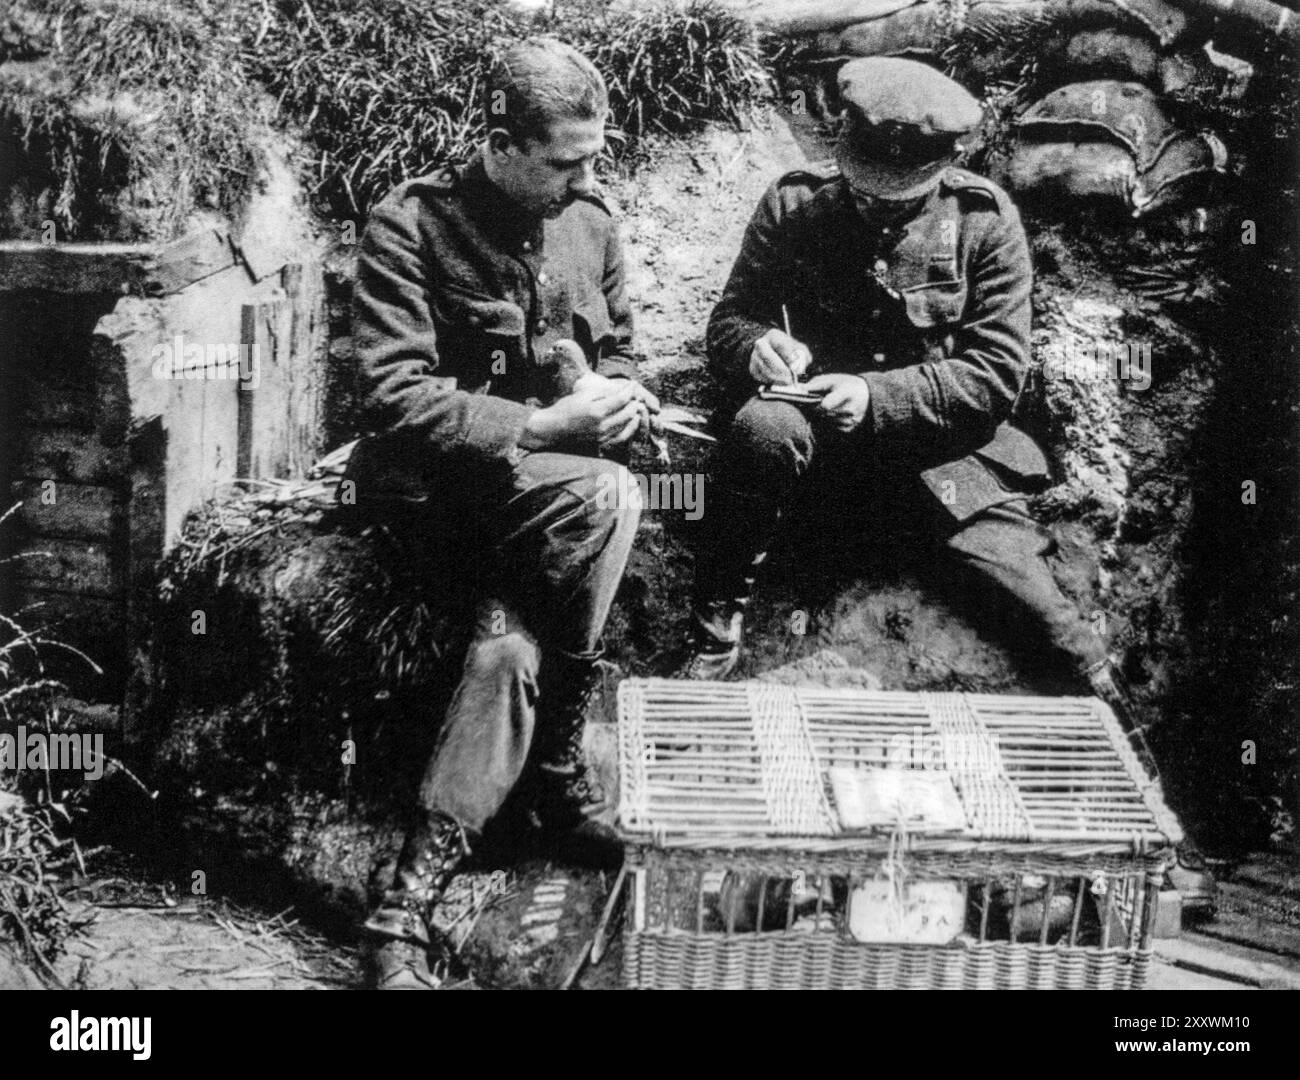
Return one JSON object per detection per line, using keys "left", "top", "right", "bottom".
{"left": 1156, "top": 935, "right": 1300, "bottom": 989}
{"left": 147, "top": 227, "right": 239, "bottom": 295}
{"left": 198, "top": 342, "right": 241, "bottom": 502}
{"left": 11, "top": 537, "right": 121, "bottom": 598}
{"left": 284, "top": 262, "right": 324, "bottom": 476}
{"left": 1143, "top": 960, "right": 1246, "bottom": 990}
{"left": 1195, "top": 887, "right": 1300, "bottom": 961}
{"left": 0, "top": 242, "right": 153, "bottom": 294}
{"left": 17, "top": 427, "right": 130, "bottom": 484}
{"left": 239, "top": 298, "right": 295, "bottom": 479}
{"left": 14, "top": 480, "right": 121, "bottom": 541}
{"left": 160, "top": 358, "right": 214, "bottom": 545}
{"left": 237, "top": 304, "right": 257, "bottom": 478}
{"left": 1232, "top": 855, "right": 1300, "bottom": 903}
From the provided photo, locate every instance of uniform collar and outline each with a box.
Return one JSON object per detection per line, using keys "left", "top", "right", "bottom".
{"left": 833, "top": 177, "right": 938, "bottom": 244}
{"left": 458, "top": 153, "right": 545, "bottom": 251}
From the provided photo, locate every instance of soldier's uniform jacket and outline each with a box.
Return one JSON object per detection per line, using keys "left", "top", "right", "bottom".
{"left": 707, "top": 161, "right": 1049, "bottom": 520}
{"left": 347, "top": 153, "right": 637, "bottom": 495}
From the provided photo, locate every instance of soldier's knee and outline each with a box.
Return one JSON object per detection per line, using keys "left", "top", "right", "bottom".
{"left": 465, "top": 630, "right": 540, "bottom": 686}
{"left": 577, "top": 460, "right": 643, "bottom": 539}
{"left": 513, "top": 453, "right": 641, "bottom": 539}
{"left": 726, "top": 397, "right": 815, "bottom": 478}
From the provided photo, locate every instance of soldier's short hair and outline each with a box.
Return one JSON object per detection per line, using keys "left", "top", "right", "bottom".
{"left": 483, "top": 37, "right": 608, "bottom": 147}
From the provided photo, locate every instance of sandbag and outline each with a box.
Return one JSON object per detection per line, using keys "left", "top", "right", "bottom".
{"left": 814, "top": 0, "right": 1197, "bottom": 59}
{"left": 992, "top": 127, "right": 1226, "bottom": 218}
{"left": 993, "top": 139, "right": 1138, "bottom": 205}
{"left": 1063, "top": 0, "right": 1194, "bottom": 47}
{"left": 1156, "top": 49, "right": 1213, "bottom": 94}
{"left": 814, "top": 4, "right": 958, "bottom": 55}
{"left": 1017, "top": 80, "right": 1176, "bottom": 170}
{"left": 1132, "top": 130, "right": 1228, "bottom": 217}
{"left": 744, "top": 0, "right": 926, "bottom": 34}
{"left": 1048, "top": 27, "right": 1163, "bottom": 84}
{"left": 815, "top": 0, "right": 1051, "bottom": 56}
{"left": 1042, "top": 27, "right": 1209, "bottom": 96}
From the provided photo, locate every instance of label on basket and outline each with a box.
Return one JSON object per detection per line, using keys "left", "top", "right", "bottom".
{"left": 847, "top": 880, "right": 966, "bottom": 945}
{"left": 828, "top": 767, "right": 967, "bottom": 833}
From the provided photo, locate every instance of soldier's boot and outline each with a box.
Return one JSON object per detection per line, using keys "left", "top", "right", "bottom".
{"left": 676, "top": 487, "right": 783, "bottom": 680}
{"left": 1085, "top": 656, "right": 1216, "bottom": 915}
{"left": 364, "top": 812, "right": 472, "bottom": 990}
{"left": 521, "top": 657, "right": 622, "bottom": 866}
{"left": 678, "top": 602, "right": 747, "bottom": 680}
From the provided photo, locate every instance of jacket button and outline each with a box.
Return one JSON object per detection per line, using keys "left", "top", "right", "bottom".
{"left": 873, "top": 352, "right": 886, "bottom": 365}
{"left": 521, "top": 240, "right": 533, "bottom": 253}
{"left": 535, "top": 318, "right": 549, "bottom": 334}
{"left": 537, "top": 271, "right": 549, "bottom": 285}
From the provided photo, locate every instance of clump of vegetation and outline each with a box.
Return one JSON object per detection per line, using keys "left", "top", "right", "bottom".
{"left": 1, "top": 0, "right": 268, "bottom": 240}
{"left": 560, "top": 2, "right": 768, "bottom": 143}
{"left": 0, "top": 774, "right": 74, "bottom": 983}
{"left": 0, "top": 0, "right": 769, "bottom": 237}
{"left": 248, "top": 0, "right": 770, "bottom": 218}
{"left": 0, "top": 504, "right": 105, "bottom": 980}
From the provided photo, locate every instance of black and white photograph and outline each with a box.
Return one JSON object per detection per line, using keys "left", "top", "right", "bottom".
{"left": 0, "top": 0, "right": 1295, "bottom": 1028}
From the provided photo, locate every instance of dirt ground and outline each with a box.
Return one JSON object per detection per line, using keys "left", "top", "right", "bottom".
{"left": 16, "top": 796, "right": 1300, "bottom": 992}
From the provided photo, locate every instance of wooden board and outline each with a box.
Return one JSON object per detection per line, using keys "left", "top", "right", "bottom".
{"left": 1195, "top": 883, "right": 1300, "bottom": 961}
{"left": 17, "top": 427, "right": 131, "bottom": 485}
{"left": 146, "top": 228, "right": 239, "bottom": 296}
{"left": 0, "top": 242, "right": 153, "bottom": 294}
{"left": 14, "top": 480, "right": 122, "bottom": 542}
{"left": 11, "top": 537, "right": 121, "bottom": 598}
{"left": 1157, "top": 934, "right": 1300, "bottom": 989}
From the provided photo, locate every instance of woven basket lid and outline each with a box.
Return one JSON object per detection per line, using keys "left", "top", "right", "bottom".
{"left": 616, "top": 679, "right": 1183, "bottom": 853}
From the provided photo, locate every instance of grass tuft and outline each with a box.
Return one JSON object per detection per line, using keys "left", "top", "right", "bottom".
{"left": 248, "top": 0, "right": 770, "bottom": 218}
{"left": 0, "top": 0, "right": 770, "bottom": 236}
{"left": 1, "top": 0, "right": 267, "bottom": 240}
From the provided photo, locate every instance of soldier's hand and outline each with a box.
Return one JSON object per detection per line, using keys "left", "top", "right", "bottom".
{"left": 629, "top": 381, "right": 660, "bottom": 415}
{"left": 573, "top": 372, "right": 659, "bottom": 416}
{"left": 749, "top": 329, "right": 812, "bottom": 386}
{"left": 805, "top": 373, "right": 870, "bottom": 433}
{"left": 590, "top": 377, "right": 659, "bottom": 448}
{"left": 523, "top": 377, "right": 639, "bottom": 449}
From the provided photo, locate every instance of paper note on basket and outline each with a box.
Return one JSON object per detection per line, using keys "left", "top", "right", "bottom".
{"left": 828, "top": 767, "right": 967, "bottom": 833}
{"left": 848, "top": 880, "right": 967, "bottom": 945}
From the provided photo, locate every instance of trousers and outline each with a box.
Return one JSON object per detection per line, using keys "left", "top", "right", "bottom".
{"left": 359, "top": 450, "right": 640, "bottom": 834}
{"left": 695, "top": 396, "right": 1107, "bottom": 678}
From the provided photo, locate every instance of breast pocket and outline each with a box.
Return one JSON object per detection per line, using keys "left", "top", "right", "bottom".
{"left": 434, "top": 284, "right": 527, "bottom": 388}
{"left": 901, "top": 279, "right": 967, "bottom": 328}
{"left": 901, "top": 279, "right": 967, "bottom": 363}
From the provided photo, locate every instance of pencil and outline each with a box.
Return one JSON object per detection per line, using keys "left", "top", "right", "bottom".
{"left": 780, "top": 304, "right": 799, "bottom": 386}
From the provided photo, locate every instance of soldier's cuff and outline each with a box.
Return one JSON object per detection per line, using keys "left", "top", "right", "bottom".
{"left": 461, "top": 396, "right": 536, "bottom": 466}
{"left": 717, "top": 324, "right": 769, "bottom": 391}
{"left": 858, "top": 369, "right": 913, "bottom": 442}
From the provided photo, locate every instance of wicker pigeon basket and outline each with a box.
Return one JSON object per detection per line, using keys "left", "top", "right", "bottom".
{"left": 615, "top": 679, "right": 1182, "bottom": 991}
